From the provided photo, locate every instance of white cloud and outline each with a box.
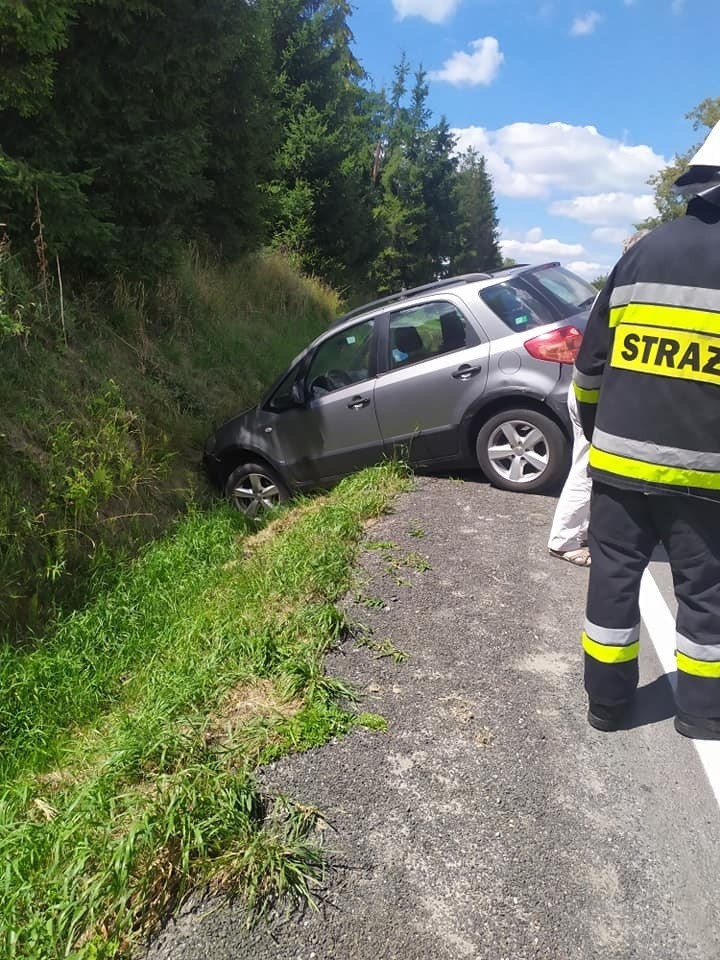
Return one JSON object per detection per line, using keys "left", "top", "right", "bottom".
{"left": 592, "top": 226, "right": 633, "bottom": 245}
{"left": 565, "top": 260, "right": 608, "bottom": 281}
{"left": 430, "top": 36, "right": 504, "bottom": 87}
{"left": 452, "top": 122, "right": 664, "bottom": 199}
{"left": 391, "top": 0, "right": 460, "bottom": 23}
{"left": 500, "top": 231, "right": 585, "bottom": 262}
{"left": 570, "top": 11, "right": 602, "bottom": 35}
{"left": 549, "top": 192, "right": 657, "bottom": 226}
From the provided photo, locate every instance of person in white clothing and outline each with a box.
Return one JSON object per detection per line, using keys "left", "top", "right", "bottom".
{"left": 548, "top": 383, "right": 592, "bottom": 565}
{"left": 547, "top": 229, "right": 651, "bottom": 567}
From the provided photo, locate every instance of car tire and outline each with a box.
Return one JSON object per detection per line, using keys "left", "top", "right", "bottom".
{"left": 223, "top": 462, "right": 290, "bottom": 517}
{"left": 475, "top": 408, "right": 568, "bottom": 493}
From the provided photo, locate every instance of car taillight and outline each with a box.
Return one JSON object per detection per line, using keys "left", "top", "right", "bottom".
{"left": 523, "top": 325, "right": 583, "bottom": 364}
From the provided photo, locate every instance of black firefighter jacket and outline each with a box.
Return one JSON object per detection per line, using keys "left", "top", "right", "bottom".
{"left": 573, "top": 195, "right": 720, "bottom": 501}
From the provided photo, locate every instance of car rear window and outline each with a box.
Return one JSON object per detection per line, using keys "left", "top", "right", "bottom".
{"left": 479, "top": 280, "right": 557, "bottom": 332}
{"left": 526, "top": 265, "right": 597, "bottom": 316}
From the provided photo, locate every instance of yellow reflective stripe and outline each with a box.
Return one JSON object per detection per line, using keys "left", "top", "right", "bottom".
{"left": 573, "top": 383, "right": 600, "bottom": 403}
{"left": 610, "top": 323, "right": 720, "bottom": 387}
{"left": 589, "top": 447, "right": 720, "bottom": 491}
{"left": 610, "top": 302, "right": 720, "bottom": 335}
{"left": 676, "top": 650, "right": 720, "bottom": 679}
{"left": 582, "top": 631, "right": 639, "bottom": 664}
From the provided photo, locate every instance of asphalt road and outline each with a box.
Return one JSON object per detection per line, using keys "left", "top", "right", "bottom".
{"left": 142, "top": 474, "right": 720, "bottom": 960}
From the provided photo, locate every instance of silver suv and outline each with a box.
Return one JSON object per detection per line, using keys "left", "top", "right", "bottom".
{"left": 203, "top": 263, "right": 595, "bottom": 515}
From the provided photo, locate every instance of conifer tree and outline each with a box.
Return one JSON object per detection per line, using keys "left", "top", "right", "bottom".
{"left": 451, "top": 147, "right": 502, "bottom": 274}
{"left": 260, "top": 0, "right": 380, "bottom": 286}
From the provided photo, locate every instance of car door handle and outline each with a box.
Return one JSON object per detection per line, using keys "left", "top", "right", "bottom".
{"left": 347, "top": 395, "right": 371, "bottom": 409}
{"left": 452, "top": 363, "right": 483, "bottom": 380}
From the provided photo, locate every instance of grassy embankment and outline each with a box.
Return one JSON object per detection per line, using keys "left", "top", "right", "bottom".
{"left": 0, "top": 246, "right": 341, "bottom": 640}
{"left": 0, "top": 249, "right": 413, "bottom": 956}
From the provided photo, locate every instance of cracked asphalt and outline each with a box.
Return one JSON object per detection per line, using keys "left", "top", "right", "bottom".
{"left": 142, "top": 474, "right": 720, "bottom": 960}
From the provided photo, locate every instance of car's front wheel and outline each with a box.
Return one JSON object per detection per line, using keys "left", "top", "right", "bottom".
{"left": 223, "top": 462, "right": 289, "bottom": 517}
{"left": 475, "top": 408, "right": 567, "bottom": 493}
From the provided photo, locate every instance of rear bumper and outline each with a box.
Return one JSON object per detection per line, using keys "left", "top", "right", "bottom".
{"left": 545, "top": 373, "right": 572, "bottom": 435}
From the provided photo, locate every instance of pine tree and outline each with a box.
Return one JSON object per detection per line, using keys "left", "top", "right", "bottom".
{"left": 0, "top": 0, "right": 277, "bottom": 277}
{"left": 451, "top": 147, "right": 502, "bottom": 274}
{"left": 371, "top": 63, "right": 460, "bottom": 291}
{"left": 260, "top": 0, "right": 380, "bottom": 286}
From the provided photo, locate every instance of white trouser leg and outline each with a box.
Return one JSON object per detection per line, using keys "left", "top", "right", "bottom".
{"left": 548, "top": 385, "right": 591, "bottom": 553}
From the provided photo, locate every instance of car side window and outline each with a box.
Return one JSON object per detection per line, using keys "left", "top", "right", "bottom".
{"left": 387, "top": 301, "right": 478, "bottom": 370}
{"left": 480, "top": 281, "right": 556, "bottom": 331}
{"left": 306, "top": 318, "right": 374, "bottom": 399}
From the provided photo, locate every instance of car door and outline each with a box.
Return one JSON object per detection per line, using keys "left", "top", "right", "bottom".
{"left": 268, "top": 317, "right": 384, "bottom": 486}
{"left": 372, "top": 298, "right": 490, "bottom": 463}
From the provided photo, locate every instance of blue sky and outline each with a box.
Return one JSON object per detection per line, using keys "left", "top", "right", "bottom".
{"left": 349, "top": 0, "right": 717, "bottom": 279}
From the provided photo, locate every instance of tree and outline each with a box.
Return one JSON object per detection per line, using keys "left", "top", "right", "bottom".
{"left": 451, "top": 148, "right": 502, "bottom": 275}
{"left": 371, "top": 62, "right": 460, "bottom": 291}
{"left": 260, "top": 0, "right": 380, "bottom": 286}
{"left": 0, "top": 0, "right": 277, "bottom": 277}
{"left": 638, "top": 97, "right": 720, "bottom": 229}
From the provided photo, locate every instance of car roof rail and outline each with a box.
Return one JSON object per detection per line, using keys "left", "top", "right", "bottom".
{"left": 332, "top": 272, "right": 493, "bottom": 326}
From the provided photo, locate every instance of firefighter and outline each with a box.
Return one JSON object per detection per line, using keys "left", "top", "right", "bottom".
{"left": 573, "top": 120, "right": 720, "bottom": 739}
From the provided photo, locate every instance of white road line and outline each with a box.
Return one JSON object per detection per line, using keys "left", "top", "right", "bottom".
{"left": 639, "top": 569, "right": 720, "bottom": 808}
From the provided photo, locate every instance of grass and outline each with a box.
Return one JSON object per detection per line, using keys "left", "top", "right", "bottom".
{"left": 0, "top": 247, "right": 341, "bottom": 640}
{"left": 0, "top": 462, "right": 411, "bottom": 959}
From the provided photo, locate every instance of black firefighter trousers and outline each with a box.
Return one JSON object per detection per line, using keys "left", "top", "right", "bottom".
{"left": 584, "top": 482, "right": 720, "bottom": 719}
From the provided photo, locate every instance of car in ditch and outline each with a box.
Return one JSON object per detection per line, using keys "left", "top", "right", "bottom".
{"left": 203, "top": 262, "right": 596, "bottom": 516}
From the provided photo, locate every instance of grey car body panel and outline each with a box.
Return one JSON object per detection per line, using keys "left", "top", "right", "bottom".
{"left": 204, "top": 264, "right": 593, "bottom": 493}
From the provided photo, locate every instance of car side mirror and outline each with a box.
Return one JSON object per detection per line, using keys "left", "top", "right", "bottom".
{"left": 290, "top": 380, "right": 306, "bottom": 406}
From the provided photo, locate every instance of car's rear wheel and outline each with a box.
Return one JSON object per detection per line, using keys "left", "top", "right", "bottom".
{"left": 475, "top": 408, "right": 567, "bottom": 493}
{"left": 223, "top": 462, "right": 289, "bottom": 517}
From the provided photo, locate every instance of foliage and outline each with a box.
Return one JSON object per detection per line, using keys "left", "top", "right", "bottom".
{"left": 0, "top": 236, "right": 31, "bottom": 338}
{"left": 638, "top": 97, "right": 720, "bottom": 229}
{"left": 0, "top": 249, "right": 339, "bottom": 641}
{"left": 0, "top": 0, "right": 277, "bottom": 276}
{"left": 451, "top": 148, "right": 503, "bottom": 275}
{"left": 261, "top": 0, "right": 381, "bottom": 287}
{"left": 370, "top": 61, "right": 459, "bottom": 291}
{"left": 0, "top": 1, "right": 503, "bottom": 294}
{"left": 0, "top": 463, "right": 409, "bottom": 958}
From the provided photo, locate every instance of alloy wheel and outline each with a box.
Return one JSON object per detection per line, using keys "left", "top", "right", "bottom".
{"left": 228, "top": 471, "right": 281, "bottom": 517}
{"left": 485, "top": 418, "right": 550, "bottom": 485}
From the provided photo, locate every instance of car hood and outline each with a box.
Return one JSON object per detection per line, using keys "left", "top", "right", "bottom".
{"left": 204, "top": 405, "right": 262, "bottom": 457}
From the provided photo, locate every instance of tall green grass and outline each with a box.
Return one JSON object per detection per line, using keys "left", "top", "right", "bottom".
{"left": 0, "top": 462, "right": 410, "bottom": 959}
{"left": 0, "top": 247, "right": 341, "bottom": 640}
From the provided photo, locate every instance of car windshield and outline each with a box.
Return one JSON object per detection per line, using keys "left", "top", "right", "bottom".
{"left": 525, "top": 265, "right": 597, "bottom": 316}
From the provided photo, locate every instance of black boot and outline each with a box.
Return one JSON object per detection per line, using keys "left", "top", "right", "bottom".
{"left": 674, "top": 710, "right": 720, "bottom": 741}
{"left": 587, "top": 700, "right": 628, "bottom": 732}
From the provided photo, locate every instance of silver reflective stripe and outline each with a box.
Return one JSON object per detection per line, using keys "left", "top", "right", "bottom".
{"left": 573, "top": 369, "right": 603, "bottom": 390}
{"left": 592, "top": 428, "right": 720, "bottom": 473}
{"left": 609, "top": 282, "right": 720, "bottom": 313}
{"left": 676, "top": 632, "right": 720, "bottom": 663}
{"left": 584, "top": 618, "right": 640, "bottom": 647}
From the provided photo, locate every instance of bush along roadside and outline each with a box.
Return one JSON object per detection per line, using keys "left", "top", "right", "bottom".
{"left": 0, "top": 462, "right": 411, "bottom": 960}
